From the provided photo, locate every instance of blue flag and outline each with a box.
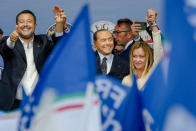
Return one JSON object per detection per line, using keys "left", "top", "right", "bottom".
{"left": 36, "top": 4, "right": 95, "bottom": 97}
{"left": 160, "top": 0, "right": 196, "bottom": 130}
{"left": 95, "top": 75, "right": 144, "bottom": 131}
{"left": 18, "top": 4, "right": 97, "bottom": 131}
{"left": 139, "top": 1, "right": 196, "bottom": 130}
{"left": 140, "top": 60, "right": 167, "bottom": 131}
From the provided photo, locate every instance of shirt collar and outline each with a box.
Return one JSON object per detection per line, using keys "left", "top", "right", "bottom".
{"left": 19, "top": 38, "right": 34, "bottom": 49}
{"left": 125, "top": 39, "right": 134, "bottom": 50}
{"left": 98, "top": 52, "right": 113, "bottom": 62}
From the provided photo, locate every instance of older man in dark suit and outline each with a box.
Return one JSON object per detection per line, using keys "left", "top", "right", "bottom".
{"left": 0, "top": 6, "right": 65, "bottom": 110}
{"left": 94, "top": 29, "right": 129, "bottom": 81}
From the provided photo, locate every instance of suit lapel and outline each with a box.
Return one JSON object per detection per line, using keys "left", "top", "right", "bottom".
{"left": 109, "top": 56, "right": 121, "bottom": 75}
{"left": 109, "top": 55, "right": 117, "bottom": 74}
{"left": 95, "top": 52, "right": 102, "bottom": 73}
{"left": 33, "top": 37, "right": 41, "bottom": 64}
{"left": 15, "top": 39, "right": 26, "bottom": 63}
{"left": 128, "top": 40, "right": 135, "bottom": 51}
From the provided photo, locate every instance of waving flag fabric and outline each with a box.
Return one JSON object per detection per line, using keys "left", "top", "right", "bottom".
{"left": 95, "top": 75, "right": 144, "bottom": 131}
{"left": 161, "top": 0, "right": 196, "bottom": 130}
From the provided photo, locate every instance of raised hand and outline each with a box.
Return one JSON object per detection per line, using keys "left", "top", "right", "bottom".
{"left": 146, "top": 8, "right": 158, "bottom": 26}
{"left": 53, "top": 5, "right": 67, "bottom": 33}
{"left": 131, "top": 20, "right": 141, "bottom": 39}
{"left": 53, "top": 5, "right": 61, "bottom": 16}
{"left": 10, "top": 25, "right": 19, "bottom": 42}
{"left": 53, "top": 5, "right": 66, "bottom": 24}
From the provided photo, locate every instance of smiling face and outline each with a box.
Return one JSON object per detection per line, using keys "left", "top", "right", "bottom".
{"left": 132, "top": 47, "right": 146, "bottom": 71}
{"left": 16, "top": 13, "right": 37, "bottom": 40}
{"left": 94, "top": 30, "right": 114, "bottom": 56}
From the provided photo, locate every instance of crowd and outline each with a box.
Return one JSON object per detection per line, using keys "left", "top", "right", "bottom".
{"left": 0, "top": 5, "right": 163, "bottom": 111}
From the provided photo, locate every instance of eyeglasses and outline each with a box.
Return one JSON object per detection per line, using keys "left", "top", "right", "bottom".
{"left": 113, "top": 30, "right": 130, "bottom": 34}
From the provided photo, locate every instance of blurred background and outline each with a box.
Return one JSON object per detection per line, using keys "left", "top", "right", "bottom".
{"left": 0, "top": 0, "right": 163, "bottom": 35}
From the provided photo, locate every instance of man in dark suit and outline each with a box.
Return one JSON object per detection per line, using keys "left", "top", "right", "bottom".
{"left": 0, "top": 81, "right": 15, "bottom": 111}
{"left": 94, "top": 29, "right": 129, "bottom": 81}
{"left": 0, "top": 6, "right": 65, "bottom": 110}
{"left": 113, "top": 15, "right": 158, "bottom": 63}
{"left": 112, "top": 18, "right": 137, "bottom": 62}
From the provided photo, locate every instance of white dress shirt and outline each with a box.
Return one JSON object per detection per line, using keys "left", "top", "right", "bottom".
{"left": 6, "top": 32, "right": 63, "bottom": 99}
{"left": 7, "top": 38, "right": 39, "bottom": 99}
{"left": 98, "top": 52, "right": 114, "bottom": 74}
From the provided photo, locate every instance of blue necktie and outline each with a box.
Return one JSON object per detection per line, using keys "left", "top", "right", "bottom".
{"left": 101, "top": 57, "right": 107, "bottom": 75}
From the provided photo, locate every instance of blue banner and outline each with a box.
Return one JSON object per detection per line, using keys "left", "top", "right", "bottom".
{"left": 140, "top": 60, "right": 167, "bottom": 131}
{"left": 161, "top": 0, "right": 196, "bottom": 130}
{"left": 95, "top": 75, "right": 144, "bottom": 131}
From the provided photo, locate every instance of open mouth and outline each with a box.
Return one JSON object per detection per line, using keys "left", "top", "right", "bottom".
{"left": 104, "top": 46, "right": 112, "bottom": 50}
{"left": 135, "top": 63, "right": 143, "bottom": 67}
{"left": 22, "top": 28, "right": 30, "bottom": 31}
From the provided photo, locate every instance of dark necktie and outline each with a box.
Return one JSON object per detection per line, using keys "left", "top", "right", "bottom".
{"left": 101, "top": 57, "right": 107, "bottom": 75}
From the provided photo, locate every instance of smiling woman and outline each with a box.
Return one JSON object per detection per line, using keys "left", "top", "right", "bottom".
{"left": 131, "top": 42, "right": 154, "bottom": 78}
{"left": 122, "top": 28, "right": 163, "bottom": 90}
